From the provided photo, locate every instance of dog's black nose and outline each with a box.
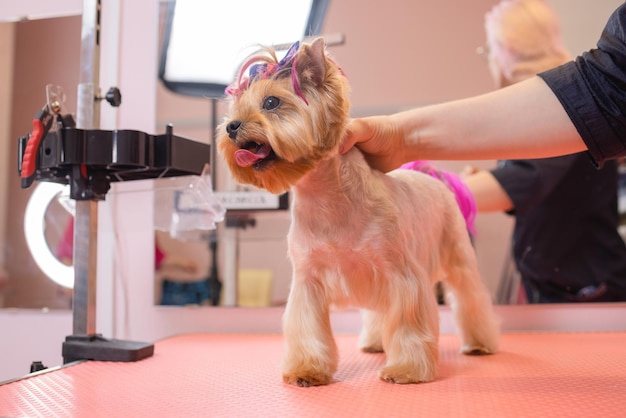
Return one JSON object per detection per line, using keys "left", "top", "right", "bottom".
{"left": 226, "top": 120, "right": 242, "bottom": 140}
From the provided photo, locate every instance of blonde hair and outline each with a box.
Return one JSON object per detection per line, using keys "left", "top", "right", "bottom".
{"left": 485, "top": 0, "right": 571, "bottom": 84}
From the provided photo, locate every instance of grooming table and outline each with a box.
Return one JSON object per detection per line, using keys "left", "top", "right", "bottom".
{"left": 1, "top": 332, "right": 625, "bottom": 417}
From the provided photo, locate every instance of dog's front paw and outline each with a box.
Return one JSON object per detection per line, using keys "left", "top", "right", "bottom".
{"left": 283, "top": 370, "right": 333, "bottom": 387}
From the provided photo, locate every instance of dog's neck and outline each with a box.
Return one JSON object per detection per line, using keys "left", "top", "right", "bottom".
{"left": 292, "top": 147, "right": 386, "bottom": 207}
{"left": 289, "top": 146, "right": 395, "bottom": 239}
{"left": 294, "top": 153, "right": 342, "bottom": 193}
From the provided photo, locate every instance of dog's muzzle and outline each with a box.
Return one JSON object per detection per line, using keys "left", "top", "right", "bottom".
{"left": 225, "top": 120, "right": 274, "bottom": 168}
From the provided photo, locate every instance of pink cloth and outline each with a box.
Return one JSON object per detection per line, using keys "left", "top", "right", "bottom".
{"left": 400, "top": 161, "right": 477, "bottom": 235}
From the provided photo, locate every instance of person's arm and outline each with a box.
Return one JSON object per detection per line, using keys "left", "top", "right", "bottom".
{"left": 342, "top": 4, "right": 626, "bottom": 172}
{"left": 460, "top": 167, "right": 514, "bottom": 213}
{"left": 342, "top": 76, "right": 586, "bottom": 172}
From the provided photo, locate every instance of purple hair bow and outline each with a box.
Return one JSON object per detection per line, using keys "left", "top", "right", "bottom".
{"left": 249, "top": 41, "right": 300, "bottom": 79}
{"left": 226, "top": 41, "right": 309, "bottom": 105}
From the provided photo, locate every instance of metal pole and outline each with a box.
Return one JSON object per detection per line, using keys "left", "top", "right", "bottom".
{"left": 72, "top": 201, "right": 99, "bottom": 335}
{"left": 62, "top": 0, "right": 153, "bottom": 363}
{"left": 72, "top": 0, "right": 101, "bottom": 335}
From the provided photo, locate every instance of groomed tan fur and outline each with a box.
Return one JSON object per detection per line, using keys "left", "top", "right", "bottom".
{"left": 217, "top": 38, "right": 500, "bottom": 387}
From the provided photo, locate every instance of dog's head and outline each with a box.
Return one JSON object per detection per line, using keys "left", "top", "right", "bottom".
{"left": 217, "top": 38, "right": 350, "bottom": 194}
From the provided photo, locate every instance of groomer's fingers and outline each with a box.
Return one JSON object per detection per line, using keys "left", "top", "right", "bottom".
{"left": 340, "top": 119, "right": 366, "bottom": 154}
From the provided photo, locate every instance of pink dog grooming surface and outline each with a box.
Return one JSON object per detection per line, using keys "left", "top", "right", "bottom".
{"left": 2, "top": 332, "right": 625, "bottom": 417}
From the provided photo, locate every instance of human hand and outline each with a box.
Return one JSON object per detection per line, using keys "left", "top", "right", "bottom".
{"left": 340, "top": 116, "right": 406, "bottom": 173}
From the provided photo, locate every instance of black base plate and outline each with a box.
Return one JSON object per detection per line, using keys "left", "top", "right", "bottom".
{"left": 62, "top": 334, "right": 154, "bottom": 364}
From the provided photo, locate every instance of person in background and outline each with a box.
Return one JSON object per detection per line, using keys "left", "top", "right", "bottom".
{"left": 458, "top": 0, "right": 626, "bottom": 302}
{"left": 57, "top": 217, "right": 196, "bottom": 273}
{"left": 57, "top": 218, "right": 201, "bottom": 306}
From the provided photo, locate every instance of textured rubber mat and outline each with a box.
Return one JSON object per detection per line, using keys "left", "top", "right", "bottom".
{"left": 1, "top": 332, "right": 625, "bottom": 417}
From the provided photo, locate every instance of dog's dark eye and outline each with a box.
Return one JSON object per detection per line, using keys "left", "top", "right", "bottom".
{"left": 262, "top": 96, "right": 280, "bottom": 111}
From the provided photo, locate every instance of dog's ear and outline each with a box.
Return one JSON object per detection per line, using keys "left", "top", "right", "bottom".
{"left": 296, "top": 38, "right": 327, "bottom": 87}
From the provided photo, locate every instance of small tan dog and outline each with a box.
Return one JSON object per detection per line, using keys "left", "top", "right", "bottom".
{"left": 218, "top": 38, "right": 499, "bottom": 386}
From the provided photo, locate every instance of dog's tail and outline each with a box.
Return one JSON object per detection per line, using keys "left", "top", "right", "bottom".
{"left": 400, "top": 160, "right": 477, "bottom": 236}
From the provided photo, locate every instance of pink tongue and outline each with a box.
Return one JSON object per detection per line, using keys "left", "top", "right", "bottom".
{"left": 234, "top": 144, "right": 272, "bottom": 167}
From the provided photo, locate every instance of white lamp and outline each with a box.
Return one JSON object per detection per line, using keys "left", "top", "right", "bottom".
{"left": 24, "top": 182, "right": 74, "bottom": 289}
{"left": 159, "top": 0, "right": 329, "bottom": 98}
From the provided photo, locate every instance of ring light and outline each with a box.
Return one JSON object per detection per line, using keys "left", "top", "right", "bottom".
{"left": 24, "top": 182, "right": 74, "bottom": 289}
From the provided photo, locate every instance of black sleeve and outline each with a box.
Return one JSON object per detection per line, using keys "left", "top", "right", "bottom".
{"left": 538, "top": 4, "right": 626, "bottom": 167}
{"left": 489, "top": 155, "right": 579, "bottom": 217}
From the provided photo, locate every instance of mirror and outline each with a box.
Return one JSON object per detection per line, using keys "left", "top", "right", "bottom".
{"left": 1, "top": 1, "right": 621, "bottom": 310}
{"left": 153, "top": 0, "right": 626, "bottom": 307}
{"left": 0, "top": 14, "right": 81, "bottom": 310}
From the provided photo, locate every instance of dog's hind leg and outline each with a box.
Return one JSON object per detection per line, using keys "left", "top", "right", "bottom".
{"left": 281, "top": 277, "right": 338, "bottom": 387}
{"left": 358, "top": 309, "right": 384, "bottom": 353}
{"left": 378, "top": 276, "right": 440, "bottom": 384}
{"left": 442, "top": 232, "right": 500, "bottom": 355}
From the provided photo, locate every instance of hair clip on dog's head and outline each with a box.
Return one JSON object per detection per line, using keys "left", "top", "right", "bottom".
{"left": 226, "top": 41, "right": 308, "bottom": 104}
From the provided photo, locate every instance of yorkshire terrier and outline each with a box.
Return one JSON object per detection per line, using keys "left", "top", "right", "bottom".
{"left": 217, "top": 38, "right": 499, "bottom": 386}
